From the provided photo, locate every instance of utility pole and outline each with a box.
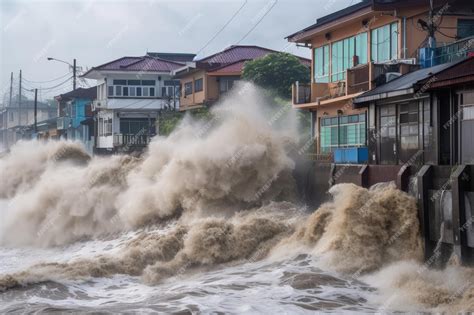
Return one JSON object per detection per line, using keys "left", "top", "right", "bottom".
{"left": 34, "top": 88, "right": 38, "bottom": 134}
{"left": 18, "top": 70, "right": 22, "bottom": 126}
{"left": 9, "top": 72, "right": 13, "bottom": 108}
{"left": 73, "top": 58, "right": 77, "bottom": 90}
{"left": 428, "top": 0, "right": 436, "bottom": 49}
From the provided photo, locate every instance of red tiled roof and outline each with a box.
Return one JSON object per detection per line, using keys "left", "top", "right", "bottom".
{"left": 86, "top": 56, "right": 184, "bottom": 74}
{"left": 197, "top": 45, "right": 311, "bottom": 69}
{"left": 208, "top": 60, "right": 247, "bottom": 75}
{"left": 198, "top": 46, "right": 277, "bottom": 64}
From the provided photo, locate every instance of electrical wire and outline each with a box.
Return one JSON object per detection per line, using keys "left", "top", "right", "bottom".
{"left": 236, "top": 0, "right": 277, "bottom": 44}
{"left": 23, "top": 72, "right": 71, "bottom": 84}
{"left": 436, "top": 28, "right": 459, "bottom": 39}
{"left": 196, "top": 0, "right": 248, "bottom": 56}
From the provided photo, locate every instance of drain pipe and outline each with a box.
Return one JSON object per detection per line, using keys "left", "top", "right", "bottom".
{"left": 403, "top": 17, "right": 407, "bottom": 59}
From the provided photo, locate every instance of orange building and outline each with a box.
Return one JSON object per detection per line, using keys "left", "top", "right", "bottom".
{"left": 173, "top": 45, "right": 310, "bottom": 111}
{"left": 286, "top": 0, "right": 473, "bottom": 157}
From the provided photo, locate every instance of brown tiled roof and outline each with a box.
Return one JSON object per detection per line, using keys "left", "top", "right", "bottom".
{"left": 55, "top": 86, "right": 97, "bottom": 101}
{"left": 207, "top": 60, "right": 248, "bottom": 75}
{"left": 83, "top": 56, "right": 184, "bottom": 77}
{"left": 197, "top": 45, "right": 311, "bottom": 68}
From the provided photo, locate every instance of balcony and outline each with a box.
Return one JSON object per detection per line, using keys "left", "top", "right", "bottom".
{"left": 113, "top": 134, "right": 151, "bottom": 147}
{"left": 292, "top": 61, "right": 418, "bottom": 107}
{"left": 57, "top": 116, "right": 71, "bottom": 130}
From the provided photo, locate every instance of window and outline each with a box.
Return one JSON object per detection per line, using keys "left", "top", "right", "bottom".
{"left": 195, "top": 78, "right": 203, "bottom": 92}
{"left": 105, "top": 118, "right": 112, "bottom": 136}
{"left": 115, "top": 86, "right": 122, "bottom": 96}
{"left": 142, "top": 80, "right": 155, "bottom": 86}
{"left": 108, "top": 80, "right": 156, "bottom": 98}
{"left": 219, "top": 78, "right": 238, "bottom": 93}
{"left": 316, "top": 32, "right": 367, "bottom": 83}
{"left": 458, "top": 19, "right": 474, "bottom": 39}
{"left": 371, "top": 22, "right": 398, "bottom": 62}
{"left": 184, "top": 82, "right": 193, "bottom": 96}
{"left": 320, "top": 113, "right": 366, "bottom": 153}
{"left": 127, "top": 80, "right": 141, "bottom": 85}
{"left": 99, "top": 118, "right": 104, "bottom": 136}
{"left": 314, "top": 45, "right": 329, "bottom": 83}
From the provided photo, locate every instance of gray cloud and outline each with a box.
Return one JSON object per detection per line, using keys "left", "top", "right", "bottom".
{"left": 1, "top": 0, "right": 353, "bottom": 101}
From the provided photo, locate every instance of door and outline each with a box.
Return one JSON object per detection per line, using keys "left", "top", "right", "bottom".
{"left": 379, "top": 104, "right": 397, "bottom": 164}
{"left": 398, "top": 102, "right": 419, "bottom": 164}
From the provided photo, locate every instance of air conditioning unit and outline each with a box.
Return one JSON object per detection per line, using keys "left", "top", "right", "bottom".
{"left": 386, "top": 72, "right": 402, "bottom": 82}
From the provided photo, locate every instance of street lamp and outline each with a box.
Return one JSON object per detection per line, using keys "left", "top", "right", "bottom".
{"left": 47, "top": 57, "right": 77, "bottom": 90}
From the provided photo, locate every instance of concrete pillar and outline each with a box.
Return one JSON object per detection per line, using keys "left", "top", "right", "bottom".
{"left": 417, "top": 165, "right": 435, "bottom": 261}
{"left": 397, "top": 164, "right": 411, "bottom": 192}
{"left": 452, "top": 165, "right": 470, "bottom": 265}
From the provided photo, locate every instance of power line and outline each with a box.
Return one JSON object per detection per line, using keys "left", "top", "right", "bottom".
{"left": 23, "top": 72, "right": 71, "bottom": 84}
{"left": 196, "top": 0, "right": 248, "bottom": 56}
{"left": 236, "top": 0, "right": 278, "bottom": 44}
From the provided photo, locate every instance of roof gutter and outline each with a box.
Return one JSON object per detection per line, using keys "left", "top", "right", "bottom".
{"left": 354, "top": 87, "right": 414, "bottom": 104}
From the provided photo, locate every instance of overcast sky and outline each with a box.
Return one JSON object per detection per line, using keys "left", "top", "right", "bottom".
{"left": 0, "top": 0, "right": 355, "bottom": 102}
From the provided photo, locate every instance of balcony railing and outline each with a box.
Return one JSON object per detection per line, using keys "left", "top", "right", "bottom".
{"left": 292, "top": 61, "right": 419, "bottom": 106}
{"left": 113, "top": 134, "right": 151, "bottom": 147}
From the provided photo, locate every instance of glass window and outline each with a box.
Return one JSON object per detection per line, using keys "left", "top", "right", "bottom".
{"left": 115, "top": 86, "right": 122, "bottom": 96}
{"left": 113, "top": 80, "right": 127, "bottom": 85}
{"left": 123, "top": 87, "right": 128, "bottom": 96}
{"left": 108, "top": 86, "right": 114, "bottom": 97}
{"left": 330, "top": 32, "right": 368, "bottom": 82}
{"left": 150, "top": 87, "right": 155, "bottom": 97}
{"left": 129, "top": 87, "right": 136, "bottom": 97}
{"left": 458, "top": 19, "right": 474, "bottom": 39}
{"left": 141, "top": 80, "right": 155, "bottom": 86}
{"left": 136, "top": 87, "right": 142, "bottom": 97}
{"left": 184, "top": 82, "right": 193, "bottom": 96}
{"left": 143, "top": 87, "right": 149, "bottom": 97}
{"left": 371, "top": 22, "right": 398, "bottom": 62}
{"left": 127, "top": 80, "right": 141, "bottom": 85}
{"left": 195, "top": 78, "right": 203, "bottom": 92}
{"left": 320, "top": 113, "right": 367, "bottom": 152}
{"left": 314, "top": 45, "right": 329, "bottom": 83}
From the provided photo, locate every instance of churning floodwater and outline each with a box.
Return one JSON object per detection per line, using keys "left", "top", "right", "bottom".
{"left": 1, "top": 84, "right": 473, "bottom": 314}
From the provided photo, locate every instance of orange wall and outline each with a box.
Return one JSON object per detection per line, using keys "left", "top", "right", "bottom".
{"left": 179, "top": 70, "right": 206, "bottom": 108}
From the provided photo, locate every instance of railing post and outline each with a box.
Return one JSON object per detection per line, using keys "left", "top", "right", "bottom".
{"left": 397, "top": 164, "right": 411, "bottom": 192}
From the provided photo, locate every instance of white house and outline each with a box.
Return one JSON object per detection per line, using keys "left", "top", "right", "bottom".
{"left": 82, "top": 52, "right": 195, "bottom": 153}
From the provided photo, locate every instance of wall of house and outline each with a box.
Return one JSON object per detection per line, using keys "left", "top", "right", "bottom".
{"left": 206, "top": 74, "right": 220, "bottom": 102}
{"left": 179, "top": 70, "right": 207, "bottom": 109}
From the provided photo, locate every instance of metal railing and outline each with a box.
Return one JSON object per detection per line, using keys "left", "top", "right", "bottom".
{"left": 293, "top": 82, "right": 311, "bottom": 104}
{"left": 113, "top": 133, "right": 151, "bottom": 147}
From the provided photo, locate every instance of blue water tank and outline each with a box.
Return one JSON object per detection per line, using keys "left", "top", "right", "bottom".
{"left": 333, "top": 147, "right": 368, "bottom": 164}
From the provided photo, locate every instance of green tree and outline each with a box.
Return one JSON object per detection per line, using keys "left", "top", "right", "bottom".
{"left": 242, "top": 52, "right": 310, "bottom": 99}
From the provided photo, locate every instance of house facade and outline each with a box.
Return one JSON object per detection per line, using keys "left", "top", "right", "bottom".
{"left": 55, "top": 87, "right": 97, "bottom": 155}
{"left": 0, "top": 97, "right": 57, "bottom": 151}
{"left": 286, "top": 0, "right": 474, "bottom": 160}
{"left": 82, "top": 53, "right": 192, "bottom": 154}
{"left": 172, "top": 45, "right": 310, "bottom": 111}
{"left": 353, "top": 56, "right": 474, "bottom": 166}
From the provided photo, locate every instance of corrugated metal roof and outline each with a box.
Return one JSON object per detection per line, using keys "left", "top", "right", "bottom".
{"left": 353, "top": 61, "right": 457, "bottom": 103}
